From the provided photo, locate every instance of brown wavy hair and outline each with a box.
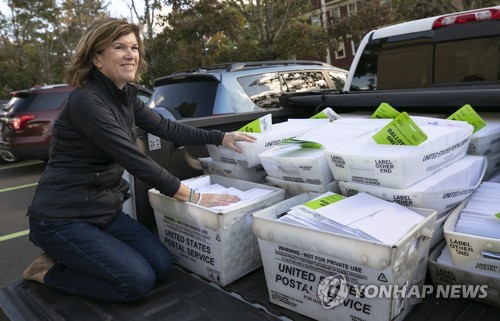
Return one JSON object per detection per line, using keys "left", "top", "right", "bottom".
{"left": 65, "top": 18, "right": 147, "bottom": 87}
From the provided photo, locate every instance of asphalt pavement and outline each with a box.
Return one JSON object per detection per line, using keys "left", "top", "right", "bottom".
{"left": 0, "top": 160, "right": 46, "bottom": 288}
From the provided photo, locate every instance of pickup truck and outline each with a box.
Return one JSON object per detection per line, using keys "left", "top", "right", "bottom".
{"left": 281, "top": 6, "right": 500, "bottom": 116}
{"left": 1, "top": 6, "right": 500, "bottom": 321}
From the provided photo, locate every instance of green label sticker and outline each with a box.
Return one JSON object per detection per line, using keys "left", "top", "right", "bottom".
{"left": 495, "top": 213, "right": 500, "bottom": 219}
{"left": 304, "top": 193, "right": 345, "bottom": 210}
{"left": 310, "top": 107, "right": 341, "bottom": 121}
{"left": 372, "top": 112, "right": 428, "bottom": 146}
{"left": 447, "top": 104, "right": 487, "bottom": 133}
{"left": 238, "top": 114, "right": 272, "bottom": 133}
{"left": 371, "top": 102, "right": 401, "bottom": 119}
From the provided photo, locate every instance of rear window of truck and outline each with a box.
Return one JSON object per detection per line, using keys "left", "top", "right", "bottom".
{"left": 350, "top": 26, "right": 499, "bottom": 91}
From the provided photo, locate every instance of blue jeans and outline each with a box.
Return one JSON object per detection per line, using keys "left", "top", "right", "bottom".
{"left": 28, "top": 213, "right": 173, "bottom": 303}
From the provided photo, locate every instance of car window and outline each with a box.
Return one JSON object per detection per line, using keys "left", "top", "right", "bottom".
{"left": 237, "top": 72, "right": 281, "bottom": 109}
{"left": 328, "top": 71, "right": 348, "bottom": 91}
{"left": 2, "top": 97, "right": 22, "bottom": 113}
{"left": 14, "top": 92, "right": 69, "bottom": 112}
{"left": 137, "top": 93, "right": 151, "bottom": 104}
{"left": 148, "top": 81, "right": 218, "bottom": 118}
{"left": 0, "top": 99, "right": 9, "bottom": 111}
{"left": 280, "top": 71, "right": 330, "bottom": 93}
{"left": 135, "top": 86, "right": 152, "bottom": 104}
{"left": 237, "top": 71, "right": 333, "bottom": 109}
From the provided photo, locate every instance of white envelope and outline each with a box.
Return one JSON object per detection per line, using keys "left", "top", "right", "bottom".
{"left": 313, "top": 192, "right": 388, "bottom": 225}
{"left": 349, "top": 203, "right": 423, "bottom": 244}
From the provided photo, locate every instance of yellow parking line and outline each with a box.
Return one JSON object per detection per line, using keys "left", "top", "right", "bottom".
{"left": 0, "top": 229, "right": 29, "bottom": 242}
{"left": 0, "top": 182, "right": 38, "bottom": 193}
{"left": 0, "top": 160, "right": 44, "bottom": 170}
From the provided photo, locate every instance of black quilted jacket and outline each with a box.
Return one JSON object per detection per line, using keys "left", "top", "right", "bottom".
{"left": 27, "top": 70, "right": 224, "bottom": 227}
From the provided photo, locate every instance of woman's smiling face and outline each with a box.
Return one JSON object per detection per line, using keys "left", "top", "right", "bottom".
{"left": 93, "top": 32, "right": 139, "bottom": 89}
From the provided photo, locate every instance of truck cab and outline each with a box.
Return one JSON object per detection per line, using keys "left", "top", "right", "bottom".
{"left": 282, "top": 6, "right": 500, "bottom": 114}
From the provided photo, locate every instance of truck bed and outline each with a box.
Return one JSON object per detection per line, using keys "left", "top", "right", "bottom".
{"left": 1, "top": 265, "right": 499, "bottom": 321}
{"left": 2, "top": 107, "right": 499, "bottom": 320}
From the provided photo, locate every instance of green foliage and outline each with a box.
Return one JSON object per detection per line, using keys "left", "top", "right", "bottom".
{"left": 149, "top": 0, "right": 323, "bottom": 73}
{"left": 327, "top": 0, "right": 396, "bottom": 45}
{"left": 0, "top": 0, "right": 108, "bottom": 98}
{"left": 392, "top": 0, "right": 455, "bottom": 20}
{"left": 1, "top": 0, "right": 498, "bottom": 98}
{"left": 226, "top": 0, "right": 316, "bottom": 60}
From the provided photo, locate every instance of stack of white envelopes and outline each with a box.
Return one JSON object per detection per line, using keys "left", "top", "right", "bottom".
{"left": 339, "top": 155, "right": 487, "bottom": 214}
{"left": 188, "top": 183, "right": 275, "bottom": 211}
{"left": 199, "top": 157, "right": 267, "bottom": 183}
{"left": 324, "top": 118, "right": 474, "bottom": 189}
{"left": 415, "top": 114, "right": 500, "bottom": 179}
{"left": 430, "top": 181, "right": 500, "bottom": 308}
{"left": 467, "top": 114, "right": 500, "bottom": 179}
{"left": 338, "top": 153, "right": 485, "bottom": 249}
{"left": 259, "top": 118, "right": 388, "bottom": 194}
{"left": 454, "top": 182, "right": 500, "bottom": 238}
{"left": 278, "top": 192, "right": 425, "bottom": 245}
{"left": 468, "top": 119, "right": 500, "bottom": 156}
{"left": 443, "top": 181, "right": 500, "bottom": 273}
{"left": 207, "top": 118, "right": 330, "bottom": 168}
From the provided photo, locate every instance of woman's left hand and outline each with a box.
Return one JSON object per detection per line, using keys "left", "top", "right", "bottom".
{"left": 222, "top": 131, "right": 256, "bottom": 153}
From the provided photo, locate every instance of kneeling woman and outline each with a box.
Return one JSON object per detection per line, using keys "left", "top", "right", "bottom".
{"left": 23, "top": 17, "right": 254, "bottom": 303}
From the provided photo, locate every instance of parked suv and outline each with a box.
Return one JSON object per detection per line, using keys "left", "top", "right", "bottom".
{"left": 0, "top": 84, "right": 74, "bottom": 163}
{"left": 0, "top": 84, "right": 152, "bottom": 163}
{"left": 148, "top": 60, "right": 348, "bottom": 120}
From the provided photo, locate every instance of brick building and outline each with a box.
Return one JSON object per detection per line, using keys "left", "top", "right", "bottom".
{"left": 308, "top": 0, "right": 361, "bottom": 70}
